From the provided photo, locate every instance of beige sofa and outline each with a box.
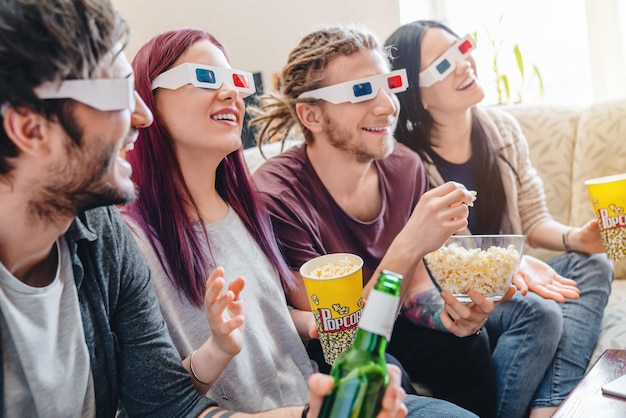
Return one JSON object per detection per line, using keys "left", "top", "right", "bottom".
{"left": 502, "top": 100, "right": 626, "bottom": 364}
{"left": 243, "top": 98, "right": 626, "bottom": 365}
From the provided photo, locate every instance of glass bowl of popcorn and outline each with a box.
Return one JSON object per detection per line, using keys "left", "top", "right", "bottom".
{"left": 424, "top": 235, "right": 526, "bottom": 302}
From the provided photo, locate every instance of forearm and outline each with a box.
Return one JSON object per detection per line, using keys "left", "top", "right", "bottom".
{"left": 364, "top": 232, "right": 427, "bottom": 300}
{"left": 527, "top": 219, "right": 574, "bottom": 251}
{"left": 287, "top": 270, "right": 314, "bottom": 311}
{"left": 401, "top": 287, "right": 447, "bottom": 332}
{"left": 184, "top": 338, "right": 235, "bottom": 394}
{"left": 290, "top": 307, "right": 315, "bottom": 341}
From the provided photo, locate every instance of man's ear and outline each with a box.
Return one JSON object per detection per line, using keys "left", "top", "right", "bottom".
{"left": 2, "top": 106, "right": 51, "bottom": 156}
{"left": 296, "top": 102, "right": 324, "bottom": 133}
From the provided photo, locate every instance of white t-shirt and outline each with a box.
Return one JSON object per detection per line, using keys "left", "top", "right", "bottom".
{"left": 0, "top": 237, "right": 95, "bottom": 417}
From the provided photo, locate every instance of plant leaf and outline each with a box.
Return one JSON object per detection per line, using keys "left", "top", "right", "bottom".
{"left": 513, "top": 44, "right": 524, "bottom": 79}
{"left": 499, "top": 74, "right": 511, "bottom": 104}
{"left": 532, "top": 64, "right": 545, "bottom": 95}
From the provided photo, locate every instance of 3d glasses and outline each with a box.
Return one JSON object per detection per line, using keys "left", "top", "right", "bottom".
{"left": 297, "top": 69, "right": 408, "bottom": 104}
{"left": 151, "top": 63, "right": 256, "bottom": 98}
{"left": 419, "top": 35, "right": 476, "bottom": 87}
{"left": 34, "top": 76, "right": 135, "bottom": 111}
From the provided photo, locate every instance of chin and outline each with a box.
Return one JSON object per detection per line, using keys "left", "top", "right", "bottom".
{"left": 112, "top": 180, "right": 137, "bottom": 205}
{"left": 91, "top": 178, "right": 137, "bottom": 209}
{"left": 380, "top": 135, "right": 395, "bottom": 158}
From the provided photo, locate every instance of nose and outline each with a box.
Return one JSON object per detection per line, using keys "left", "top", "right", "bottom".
{"left": 455, "top": 58, "right": 472, "bottom": 74}
{"left": 372, "top": 89, "right": 397, "bottom": 116}
{"left": 218, "top": 81, "right": 240, "bottom": 103}
{"left": 131, "top": 91, "right": 153, "bottom": 129}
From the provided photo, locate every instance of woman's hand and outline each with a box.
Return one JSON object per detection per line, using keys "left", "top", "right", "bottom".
{"left": 569, "top": 219, "right": 606, "bottom": 254}
{"left": 185, "top": 267, "right": 245, "bottom": 391}
{"left": 204, "top": 266, "right": 245, "bottom": 357}
{"left": 306, "top": 364, "right": 407, "bottom": 418}
{"left": 513, "top": 255, "right": 580, "bottom": 303}
{"left": 439, "top": 286, "right": 515, "bottom": 337}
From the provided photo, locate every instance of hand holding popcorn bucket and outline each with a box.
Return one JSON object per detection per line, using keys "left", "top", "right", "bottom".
{"left": 300, "top": 253, "right": 364, "bottom": 366}
{"left": 585, "top": 173, "right": 626, "bottom": 261}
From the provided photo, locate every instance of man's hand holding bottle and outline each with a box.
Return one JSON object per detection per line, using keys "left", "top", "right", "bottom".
{"left": 306, "top": 364, "right": 408, "bottom": 418}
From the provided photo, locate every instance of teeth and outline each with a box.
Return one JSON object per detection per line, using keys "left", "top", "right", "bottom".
{"left": 213, "top": 114, "right": 236, "bottom": 121}
{"left": 364, "top": 127, "right": 387, "bottom": 132}
{"left": 124, "top": 143, "right": 134, "bottom": 152}
{"left": 457, "top": 78, "right": 474, "bottom": 90}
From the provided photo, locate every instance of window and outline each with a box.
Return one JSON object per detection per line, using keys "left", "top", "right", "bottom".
{"left": 398, "top": 0, "right": 625, "bottom": 106}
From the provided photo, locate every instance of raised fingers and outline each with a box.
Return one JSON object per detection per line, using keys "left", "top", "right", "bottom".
{"left": 205, "top": 267, "right": 227, "bottom": 306}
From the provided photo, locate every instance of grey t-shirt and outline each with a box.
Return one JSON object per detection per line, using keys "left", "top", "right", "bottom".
{"left": 0, "top": 237, "right": 95, "bottom": 417}
{"left": 125, "top": 208, "right": 313, "bottom": 412}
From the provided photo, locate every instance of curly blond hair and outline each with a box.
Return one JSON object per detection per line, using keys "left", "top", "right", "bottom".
{"left": 249, "top": 24, "right": 391, "bottom": 153}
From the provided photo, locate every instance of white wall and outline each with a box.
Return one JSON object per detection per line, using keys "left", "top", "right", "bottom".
{"left": 111, "top": 0, "right": 401, "bottom": 93}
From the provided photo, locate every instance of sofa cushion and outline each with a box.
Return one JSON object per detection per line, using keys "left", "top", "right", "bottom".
{"left": 501, "top": 104, "right": 583, "bottom": 262}
{"left": 571, "top": 99, "right": 626, "bottom": 279}
{"left": 243, "top": 139, "right": 303, "bottom": 174}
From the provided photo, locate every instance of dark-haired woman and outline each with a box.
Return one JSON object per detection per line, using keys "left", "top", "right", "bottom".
{"left": 385, "top": 20, "right": 613, "bottom": 418}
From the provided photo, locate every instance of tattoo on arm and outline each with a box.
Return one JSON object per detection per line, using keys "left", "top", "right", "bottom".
{"left": 401, "top": 288, "right": 447, "bottom": 331}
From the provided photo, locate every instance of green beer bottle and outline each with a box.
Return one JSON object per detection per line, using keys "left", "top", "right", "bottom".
{"left": 319, "top": 270, "right": 403, "bottom": 418}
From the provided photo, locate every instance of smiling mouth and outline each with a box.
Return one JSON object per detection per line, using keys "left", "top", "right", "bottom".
{"left": 363, "top": 126, "right": 389, "bottom": 133}
{"left": 212, "top": 114, "right": 237, "bottom": 122}
{"left": 457, "top": 78, "right": 475, "bottom": 91}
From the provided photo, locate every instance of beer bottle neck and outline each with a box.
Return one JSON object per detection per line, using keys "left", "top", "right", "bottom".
{"left": 352, "top": 328, "right": 387, "bottom": 357}
{"left": 358, "top": 287, "right": 399, "bottom": 342}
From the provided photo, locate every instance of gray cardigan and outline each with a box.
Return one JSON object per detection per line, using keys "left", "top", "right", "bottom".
{"left": 0, "top": 206, "right": 216, "bottom": 417}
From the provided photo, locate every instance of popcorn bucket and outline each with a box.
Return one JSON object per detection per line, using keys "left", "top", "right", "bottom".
{"left": 585, "top": 173, "right": 626, "bottom": 261}
{"left": 300, "top": 253, "right": 364, "bottom": 365}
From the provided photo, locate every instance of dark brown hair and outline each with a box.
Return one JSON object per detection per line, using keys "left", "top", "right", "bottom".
{"left": 0, "top": 0, "right": 129, "bottom": 175}
{"left": 385, "top": 20, "right": 507, "bottom": 233}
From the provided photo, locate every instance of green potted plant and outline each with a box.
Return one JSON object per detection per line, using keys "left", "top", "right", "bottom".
{"left": 474, "top": 15, "right": 544, "bottom": 104}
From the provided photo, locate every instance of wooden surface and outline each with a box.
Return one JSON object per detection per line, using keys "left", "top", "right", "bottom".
{"left": 553, "top": 349, "right": 626, "bottom": 417}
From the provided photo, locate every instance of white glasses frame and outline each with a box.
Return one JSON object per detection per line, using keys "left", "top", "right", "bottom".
{"left": 34, "top": 76, "right": 135, "bottom": 111}
{"left": 151, "top": 63, "right": 256, "bottom": 98}
{"left": 297, "top": 69, "right": 409, "bottom": 104}
{"left": 419, "top": 35, "right": 476, "bottom": 87}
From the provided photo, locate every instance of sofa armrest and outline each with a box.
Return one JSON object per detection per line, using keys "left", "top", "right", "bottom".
{"left": 571, "top": 99, "right": 626, "bottom": 280}
{"left": 501, "top": 104, "right": 583, "bottom": 262}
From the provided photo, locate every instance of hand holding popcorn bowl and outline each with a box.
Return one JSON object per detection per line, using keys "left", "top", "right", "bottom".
{"left": 424, "top": 235, "right": 526, "bottom": 302}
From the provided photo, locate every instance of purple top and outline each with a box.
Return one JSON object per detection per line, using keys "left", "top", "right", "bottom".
{"left": 253, "top": 142, "right": 428, "bottom": 284}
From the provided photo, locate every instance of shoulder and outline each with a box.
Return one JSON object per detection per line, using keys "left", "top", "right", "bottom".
{"left": 380, "top": 142, "right": 426, "bottom": 177}
{"left": 480, "top": 106, "right": 524, "bottom": 136}
{"left": 253, "top": 144, "right": 309, "bottom": 193}
{"left": 69, "top": 205, "right": 149, "bottom": 273}
{"left": 120, "top": 212, "right": 151, "bottom": 247}
{"left": 389, "top": 142, "right": 423, "bottom": 164}
{"left": 69, "top": 206, "right": 127, "bottom": 245}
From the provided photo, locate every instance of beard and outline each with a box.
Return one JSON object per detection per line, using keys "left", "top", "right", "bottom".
{"left": 322, "top": 109, "right": 395, "bottom": 163}
{"left": 28, "top": 133, "right": 135, "bottom": 226}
